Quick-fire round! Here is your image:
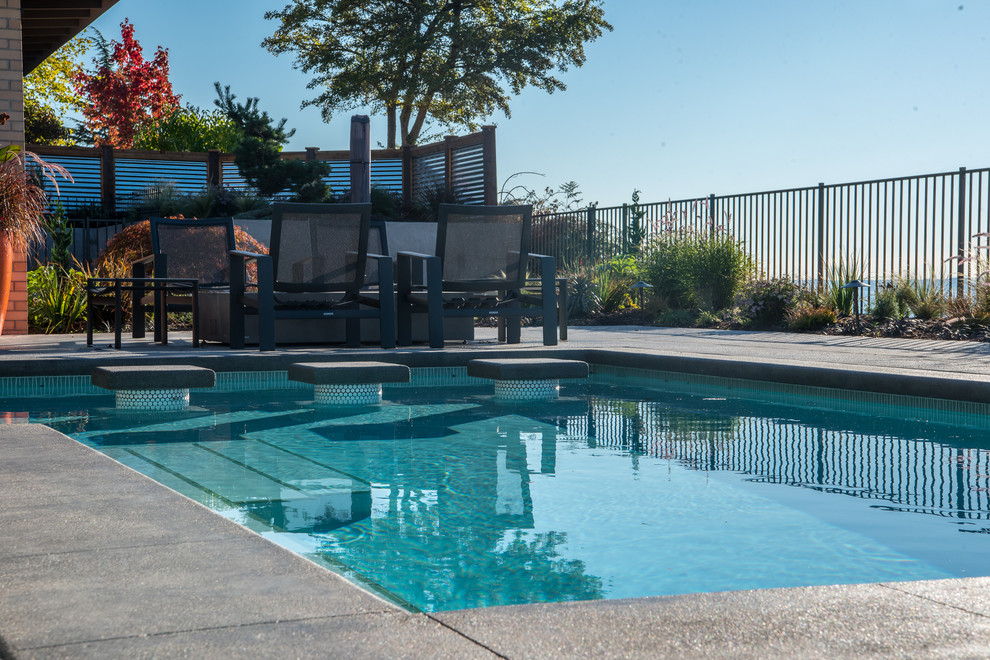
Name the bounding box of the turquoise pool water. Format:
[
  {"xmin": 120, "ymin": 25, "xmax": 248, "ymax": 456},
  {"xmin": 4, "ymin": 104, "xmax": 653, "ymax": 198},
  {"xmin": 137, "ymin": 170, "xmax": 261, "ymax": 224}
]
[{"xmin": 5, "ymin": 367, "xmax": 990, "ymax": 612}]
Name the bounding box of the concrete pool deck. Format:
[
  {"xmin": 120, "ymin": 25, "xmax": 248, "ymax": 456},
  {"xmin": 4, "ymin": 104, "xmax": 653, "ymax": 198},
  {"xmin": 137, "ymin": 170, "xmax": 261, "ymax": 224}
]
[{"xmin": 3, "ymin": 326, "xmax": 990, "ymax": 658}]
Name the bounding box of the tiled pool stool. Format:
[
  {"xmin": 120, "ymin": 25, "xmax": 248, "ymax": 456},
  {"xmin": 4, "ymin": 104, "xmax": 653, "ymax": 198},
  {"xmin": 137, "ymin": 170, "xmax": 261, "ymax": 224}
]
[
  {"xmin": 288, "ymin": 361, "xmax": 411, "ymax": 405},
  {"xmin": 467, "ymin": 358, "xmax": 589, "ymax": 401},
  {"xmin": 91, "ymin": 365, "xmax": 216, "ymax": 411}
]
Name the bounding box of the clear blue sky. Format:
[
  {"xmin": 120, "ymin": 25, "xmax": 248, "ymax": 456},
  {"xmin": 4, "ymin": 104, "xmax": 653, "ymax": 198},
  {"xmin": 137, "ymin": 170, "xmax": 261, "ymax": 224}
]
[{"xmin": 80, "ymin": 0, "xmax": 990, "ymax": 208}]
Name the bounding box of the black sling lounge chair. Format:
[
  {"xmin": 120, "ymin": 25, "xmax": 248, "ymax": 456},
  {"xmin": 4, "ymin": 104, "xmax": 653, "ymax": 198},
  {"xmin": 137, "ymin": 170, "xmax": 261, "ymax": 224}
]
[
  {"xmin": 396, "ymin": 203, "xmax": 557, "ymax": 348},
  {"xmin": 229, "ymin": 202, "xmax": 395, "ymax": 351}
]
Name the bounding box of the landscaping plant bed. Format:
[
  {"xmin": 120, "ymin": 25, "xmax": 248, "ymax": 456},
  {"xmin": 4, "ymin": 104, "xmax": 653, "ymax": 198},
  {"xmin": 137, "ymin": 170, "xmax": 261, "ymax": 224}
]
[{"xmin": 572, "ymin": 309, "xmax": 990, "ymax": 343}]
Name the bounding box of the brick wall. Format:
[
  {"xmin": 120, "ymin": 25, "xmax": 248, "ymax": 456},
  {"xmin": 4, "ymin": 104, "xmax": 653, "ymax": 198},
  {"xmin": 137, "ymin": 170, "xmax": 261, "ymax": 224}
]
[{"xmin": 0, "ymin": 0, "xmax": 25, "ymax": 334}]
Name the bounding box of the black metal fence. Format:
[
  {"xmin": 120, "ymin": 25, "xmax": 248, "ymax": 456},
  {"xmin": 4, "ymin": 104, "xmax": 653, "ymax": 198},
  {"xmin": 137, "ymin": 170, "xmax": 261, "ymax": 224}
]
[{"xmin": 532, "ymin": 166, "xmax": 990, "ymax": 302}]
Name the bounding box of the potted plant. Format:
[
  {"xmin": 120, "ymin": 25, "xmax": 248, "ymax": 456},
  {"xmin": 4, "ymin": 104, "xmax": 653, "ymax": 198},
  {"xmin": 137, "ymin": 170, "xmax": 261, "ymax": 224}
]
[{"xmin": 0, "ymin": 145, "xmax": 71, "ymax": 334}]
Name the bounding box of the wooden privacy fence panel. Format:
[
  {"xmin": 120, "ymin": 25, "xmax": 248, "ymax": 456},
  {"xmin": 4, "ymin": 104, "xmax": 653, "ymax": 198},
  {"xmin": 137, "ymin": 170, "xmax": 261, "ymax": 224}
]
[
  {"xmin": 536, "ymin": 166, "xmax": 990, "ymax": 304},
  {"xmin": 30, "ymin": 127, "xmax": 496, "ymax": 217}
]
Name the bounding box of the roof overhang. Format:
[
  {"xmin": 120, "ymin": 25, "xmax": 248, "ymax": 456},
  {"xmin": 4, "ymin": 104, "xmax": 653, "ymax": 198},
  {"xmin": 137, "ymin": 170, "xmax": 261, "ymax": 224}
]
[{"xmin": 22, "ymin": 0, "xmax": 120, "ymax": 74}]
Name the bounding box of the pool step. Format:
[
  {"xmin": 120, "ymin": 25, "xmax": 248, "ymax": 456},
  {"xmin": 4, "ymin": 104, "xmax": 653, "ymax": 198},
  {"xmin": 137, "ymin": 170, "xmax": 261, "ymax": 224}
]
[
  {"xmin": 467, "ymin": 358, "xmax": 589, "ymax": 400},
  {"xmin": 288, "ymin": 361, "xmax": 411, "ymax": 405},
  {"xmin": 91, "ymin": 365, "xmax": 216, "ymax": 411}
]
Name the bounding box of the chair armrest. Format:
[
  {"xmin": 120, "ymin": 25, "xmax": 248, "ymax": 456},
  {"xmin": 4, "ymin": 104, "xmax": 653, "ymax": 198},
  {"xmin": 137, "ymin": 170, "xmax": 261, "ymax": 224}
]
[
  {"xmin": 230, "ymin": 250, "xmax": 267, "ymax": 262},
  {"xmin": 397, "ymin": 251, "xmax": 440, "ymax": 293},
  {"xmin": 527, "ymin": 253, "xmax": 557, "ymax": 277},
  {"xmin": 396, "ymin": 251, "xmax": 435, "ymax": 261},
  {"xmin": 131, "ymin": 253, "xmax": 155, "ymax": 278}
]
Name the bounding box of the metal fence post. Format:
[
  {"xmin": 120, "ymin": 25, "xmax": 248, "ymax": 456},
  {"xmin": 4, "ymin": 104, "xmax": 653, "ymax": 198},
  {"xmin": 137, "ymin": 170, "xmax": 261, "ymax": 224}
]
[
  {"xmin": 621, "ymin": 203, "xmax": 629, "ymax": 254},
  {"xmin": 816, "ymin": 182, "xmax": 825, "ymax": 292},
  {"xmin": 586, "ymin": 204, "xmax": 596, "ymax": 262},
  {"xmin": 957, "ymin": 166, "xmax": 968, "ymax": 297},
  {"xmin": 708, "ymin": 193, "xmax": 716, "ymax": 234}
]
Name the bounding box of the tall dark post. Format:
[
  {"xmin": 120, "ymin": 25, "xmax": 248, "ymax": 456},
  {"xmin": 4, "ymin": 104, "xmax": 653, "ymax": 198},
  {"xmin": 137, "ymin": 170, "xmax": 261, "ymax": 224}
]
[
  {"xmin": 586, "ymin": 204, "xmax": 597, "ymax": 262},
  {"xmin": 957, "ymin": 167, "xmax": 968, "ymax": 298},
  {"xmin": 207, "ymin": 149, "xmax": 221, "ymax": 188},
  {"xmin": 444, "ymin": 135, "xmax": 455, "ymax": 196},
  {"xmin": 816, "ymin": 182, "xmax": 826, "ymax": 292},
  {"xmin": 349, "ymin": 115, "xmax": 371, "ymax": 203},
  {"xmin": 100, "ymin": 145, "xmax": 115, "ymax": 218},
  {"xmin": 708, "ymin": 193, "xmax": 716, "ymax": 234},
  {"xmin": 401, "ymin": 145, "xmax": 413, "ymax": 210},
  {"xmin": 482, "ymin": 125, "xmax": 497, "ymax": 205}
]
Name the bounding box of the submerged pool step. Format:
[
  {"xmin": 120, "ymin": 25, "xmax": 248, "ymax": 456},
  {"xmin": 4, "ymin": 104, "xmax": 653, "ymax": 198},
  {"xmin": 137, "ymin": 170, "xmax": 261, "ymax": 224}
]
[{"xmin": 114, "ymin": 439, "xmax": 371, "ymax": 533}]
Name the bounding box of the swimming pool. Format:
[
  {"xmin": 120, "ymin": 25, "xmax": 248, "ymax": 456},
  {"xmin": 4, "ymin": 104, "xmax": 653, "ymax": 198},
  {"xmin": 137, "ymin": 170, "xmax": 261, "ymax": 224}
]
[{"xmin": 6, "ymin": 366, "xmax": 990, "ymax": 612}]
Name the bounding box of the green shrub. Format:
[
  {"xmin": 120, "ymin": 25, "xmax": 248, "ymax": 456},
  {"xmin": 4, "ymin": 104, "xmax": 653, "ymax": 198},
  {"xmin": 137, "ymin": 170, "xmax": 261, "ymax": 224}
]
[
  {"xmin": 736, "ymin": 278, "xmax": 801, "ymax": 328},
  {"xmin": 787, "ymin": 303, "xmax": 837, "ymax": 332},
  {"xmin": 655, "ymin": 308, "xmax": 697, "ymax": 327},
  {"xmin": 27, "ymin": 263, "xmax": 90, "ymax": 333},
  {"xmin": 45, "ymin": 200, "xmax": 72, "ymax": 273},
  {"xmin": 898, "ymin": 271, "xmax": 945, "ymax": 320},
  {"xmin": 869, "ymin": 286, "xmax": 903, "ymax": 322},
  {"xmin": 822, "ymin": 258, "xmax": 861, "ymax": 315},
  {"xmin": 640, "ymin": 230, "xmax": 752, "ymax": 312},
  {"xmin": 563, "ymin": 256, "xmax": 636, "ymax": 317}
]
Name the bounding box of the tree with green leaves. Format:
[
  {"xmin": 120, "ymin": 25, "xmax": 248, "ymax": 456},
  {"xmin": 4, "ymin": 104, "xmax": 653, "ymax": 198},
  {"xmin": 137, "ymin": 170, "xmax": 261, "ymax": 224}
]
[
  {"xmin": 133, "ymin": 104, "xmax": 241, "ymax": 152},
  {"xmin": 23, "ymin": 37, "xmax": 89, "ymax": 145},
  {"xmin": 263, "ymin": 0, "xmax": 611, "ymax": 148},
  {"xmin": 214, "ymin": 83, "xmax": 329, "ymax": 200}
]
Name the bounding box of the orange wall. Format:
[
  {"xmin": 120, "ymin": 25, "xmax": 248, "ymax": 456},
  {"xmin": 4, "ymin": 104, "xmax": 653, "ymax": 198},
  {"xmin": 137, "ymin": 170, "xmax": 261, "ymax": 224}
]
[{"xmin": 1, "ymin": 0, "xmax": 26, "ymax": 334}]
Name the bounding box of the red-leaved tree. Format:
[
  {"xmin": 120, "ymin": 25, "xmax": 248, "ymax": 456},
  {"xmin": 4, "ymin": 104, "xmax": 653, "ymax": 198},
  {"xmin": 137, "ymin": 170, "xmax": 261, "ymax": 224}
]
[{"xmin": 74, "ymin": 19, "xmax": 180, "ymax": 148}]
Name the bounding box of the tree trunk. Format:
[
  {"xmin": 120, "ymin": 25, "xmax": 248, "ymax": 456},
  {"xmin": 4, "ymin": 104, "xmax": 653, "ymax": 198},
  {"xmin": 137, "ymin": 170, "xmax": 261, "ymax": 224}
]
[{"xmin": 387, "ymin": 105, "xmax": 397, "ymax": 150}]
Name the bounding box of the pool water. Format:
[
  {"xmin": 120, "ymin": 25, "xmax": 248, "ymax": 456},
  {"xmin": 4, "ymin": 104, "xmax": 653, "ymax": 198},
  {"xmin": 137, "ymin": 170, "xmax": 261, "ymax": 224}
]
[{"xmin": 7, "ymin": 368, "xmax": 990, "ymax": 612}]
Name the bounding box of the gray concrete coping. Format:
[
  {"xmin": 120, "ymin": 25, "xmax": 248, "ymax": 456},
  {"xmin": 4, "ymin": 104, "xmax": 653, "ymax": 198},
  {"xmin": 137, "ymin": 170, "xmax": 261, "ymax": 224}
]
[
  {"xmin": 467, "ymin": 357, "xmax": 589, "ymax": 381},
  {"xmin": 91, "ymin": 365, "xmax": 216, "ymax": 391},
  {"xmin": 288, "ymin": 361, "xmax": 411, "ymax": 385}
]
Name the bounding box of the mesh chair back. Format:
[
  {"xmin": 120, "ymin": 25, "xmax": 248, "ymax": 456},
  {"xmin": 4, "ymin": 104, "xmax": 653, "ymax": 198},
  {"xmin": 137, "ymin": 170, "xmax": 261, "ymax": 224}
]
[
  {"xmin": 271, "ymin": 202, "xmax": 371, "ymax": 293},
  {"xmin": 436, "ymin": 204, "xmax": 532, "ymax": 291},
  {"xmin": 150, "ymin": 217, "xmax": 236, "ymax": 287}
]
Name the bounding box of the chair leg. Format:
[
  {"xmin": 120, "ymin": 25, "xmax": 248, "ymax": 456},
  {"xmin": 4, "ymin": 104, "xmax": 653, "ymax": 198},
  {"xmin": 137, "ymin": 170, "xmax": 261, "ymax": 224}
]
[
  {"xmin": 132, "ymin": 266, "xmax": 146, "ymax": 339},
  {"xmin": 426, "ymin": 258, "xmax": 444, "ymax": 348},
  {"xmin": 505, "ymin": 291, "xmax": 521, "ymax": 344},
  {"xmin": 113, "ymin": 282, "xmax": 122, "ymax": 350},
  {"xmin": 557, "ymin": 278, "xmax": 568, "ymax": 341},
  {"xmin": 345, "ymin": 317, "xmax": 360, "ymax": 348},
  {"xmin": 191, "ymin": 284, "xmax": 200, "ymax": 348},
  {"xmin": 258, "ymin": 307, "xmax": 275, "ymax": 351},
  {"xmin": 379, "ymin": 258, "xmax": 396, "ymax": 349},
  {"xmin": 542, "ymin": 273, "xmax": 558, "ymax": 347},
  {"xmin": 86, "ymin": 282, "xmax": 94, "ymax": 347},
  {"xmin": 397, "ymin": 255, "xmax": 412, "ymax": 346},
  {"xmin": 257, "ymin": 256, "xmax": 275, "ymax": 352}
]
